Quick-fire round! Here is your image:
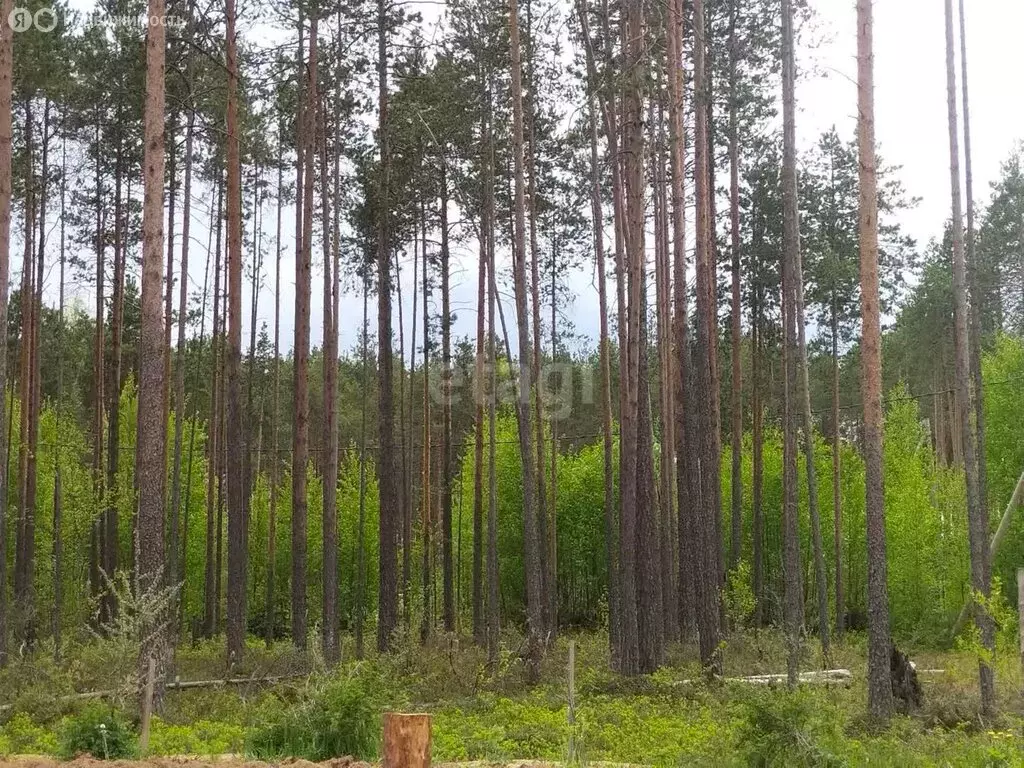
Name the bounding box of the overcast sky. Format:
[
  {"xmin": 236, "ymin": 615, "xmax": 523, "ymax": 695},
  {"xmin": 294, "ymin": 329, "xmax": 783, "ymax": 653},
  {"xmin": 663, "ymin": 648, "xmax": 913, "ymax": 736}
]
[{"xmin": 43, "ymin": 0, "xmax": 1024, "ymax": 361}]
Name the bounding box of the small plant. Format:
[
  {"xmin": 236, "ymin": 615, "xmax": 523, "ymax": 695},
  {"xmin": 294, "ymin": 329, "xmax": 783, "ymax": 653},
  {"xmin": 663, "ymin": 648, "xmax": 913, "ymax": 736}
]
[
  {"xmin": 0, "ymin": 712, "xmax": 60, "ymax": 755},
  {"xmin": 58, "ymin": 704, "xmax": 138, "ymax": 760},
  {"xmin": 147, "ymin": 718, "xmax": 247, "ymax": 756},
  {"xmin": 725, "ymin": 561, "xmax": 756, "ymax": 630},
  {"xmin": 955, "ymin": 578, "xmax": 1015, "ymax": 668},
  {"xmin": 737, "ymin": 689, "xmax": 844, "ymax": 767},
  {"xmin": 247, "ymin": 672, "xmax": 379, "ymax": 760}
]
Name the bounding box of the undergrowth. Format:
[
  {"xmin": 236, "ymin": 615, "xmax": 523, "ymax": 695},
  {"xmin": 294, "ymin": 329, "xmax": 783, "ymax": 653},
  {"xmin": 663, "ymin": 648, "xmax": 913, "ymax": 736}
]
[{"xmin": 1, "ymin": 631, "xmax": 1023, "ymax": 764}]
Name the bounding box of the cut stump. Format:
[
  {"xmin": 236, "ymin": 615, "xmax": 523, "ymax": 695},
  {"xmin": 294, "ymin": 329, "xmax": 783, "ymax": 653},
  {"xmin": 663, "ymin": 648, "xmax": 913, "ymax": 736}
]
[
  {"xmin": 891, "ymin": 645, "xmax": 922, "ymax": 712},
  {"xmin": 382, "ymin": 712, "xmax": 431, "ymax": 768}
]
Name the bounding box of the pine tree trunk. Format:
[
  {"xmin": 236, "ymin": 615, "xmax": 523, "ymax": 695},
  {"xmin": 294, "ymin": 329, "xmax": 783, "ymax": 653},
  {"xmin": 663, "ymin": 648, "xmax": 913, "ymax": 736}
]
[
  {"xmin": 653, "ymin": 91, "xmax": 677, "ymax": 643},
  {"xmin": 103, "ymin": 140, "xmax": 124, "ymax": 627},
  {"xmin": 0, "ymin": 0, "xmax": 13, "ymax": 667},
  {"xmin": 138, "ymin": 0, "xmax": 169, "ymax": 701},
  {"xmin": 243, "ymin": 159, "xmax": 262, "ymax": 626},
  {"xmin": 751, "ymin": 290, "xmax": 764, "ymax": 626},
  {"xmin": 616, "ymin": 0, "xmax": 647, "ymax": 678},
  {"xmin": 293, "ymin": 15, "xmax": 317, "ymax": 650},
  {"xmin": 780, "ymin": 0, "xmax": 804, "ymax": 687},
  {"xmin": 484, "ymin": 103, "xmax": 501, "ymax": 669},
  {"xmin": 420, "ymin": 201, "xmax": 432, "ymax": 644},
  {"xmin": 319, "ymin": 97, "xmax": 340, "ymax": 665},
  {"xmin": 355, "ymin": 276, "xmax": 370, "ymax": 659},
  {"xmin": 27, "ymin": 100, "xmax": 50, "ymax": 648},
  {"xmin": 329, "ymin": 38, "xmax": 343, "ymax": 655},
  {"xmin": 266, "ymin": 121, "xmax": 284, "ymax": 648},
  {"xmin": 959, "ymin": 0, "xmax": 988, "ymax": 561},
  {"xmin": 858, "ymin": 0, "xmax": 894, "ymax": 721},
  {"xmin": 486, "ymin": 166, "xmax": 500, "ymax": 668},
  {"xmin": 225, "ymin": 0, "xmax": 246, "ymax": 667},
  {"xmin": 14, "ymin": 103, "xmax": 34, "ymax": 644},
  {"xmin": 403, "ymin": 234, "xmax": 415, "ymax": 635},
  {"xmin": 508, "ymin": 0, "xmax": 544, "ymax": 682},
  {"xmin": 472, "ymin": 117, "xmax": 488, "ymax": 645},
  {"xmin": 395, "ymin": 247, "xmax": 410, "ymax": 631},
  {"xmin": 548, "ymin": 256, "xmax": 558, "ymax": 633},
  {"xmin": 587, "ymin": 88, "xmax": 619, "ymax": 663},
  {"xmin": 24, "ymin": 99, "xmax": 49, "ymax": 651},
  {"xmin": 831, "ymin": 300, "xmax": 843, "ymax": 638},
  {"xmin": 89, "ymin": 114, "xmax": 105, "ymax": 625},
  {"xmin": 440, "ymin": 162, "xmax": 455, "ymax": 634},
  {"xmin": 169, "ymin": 99, "xmax": 195, "ymax": 609},
  {"xmin": 664, "ymin": 0, "xmax": 693, "ymax": 641},
  {"xmin": 215, "ymin": 306, "xmax": 227, "ymax": 631},
  {"xmin": 728, "ymin": 1, "xmax": 743, "ymax": 575},
  {"xmin": 204, "ymin": 177, "xmax": 224, "ymax": 639},
  {"xmin": 180, "ymin": 167, "xmax": 212, "ymax": 634},
  {"xmin": 524, "ymin": 3, "xmax": 550, "ymax": 639},
  {"xmin": 944, "ymin": 0, "xmax": 993, "ymax": 716},
  {"xmin": 287, "ymin": 10, "xmax": 305, "ymax": 646},
  {"xmin": 693, "ymin": 0, "xmax": 722, "ymax": 674},
  {"xmin": 53, "ymin": 130, "xmax": 67, "ymax": 658},
  {"xmin": 164, "ymin": 112, "xmax": 177, "ymax": 490},
  {"xmin": 18, "ymin": 98, "xmax": 43, "ymax": 646},
  {"xmin": 576, "ymin": 0, "xmax": 621, "ymax": 659},
  {"xmin": 375, "ymin": 0, "xmax": 399, "ymax": 652},
  {"xmin": 795, "ymin": 249, "xmax": 830, "ymax": 657},
  {"xmin": 637, "ymin": 267, "xmax": 664, "ymax": 673}
]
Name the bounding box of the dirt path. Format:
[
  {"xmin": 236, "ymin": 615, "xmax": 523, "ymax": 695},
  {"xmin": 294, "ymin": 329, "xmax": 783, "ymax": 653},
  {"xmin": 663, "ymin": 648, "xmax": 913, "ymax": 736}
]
[{"xmin": 0, "ymin": 759, "xmax": 566, "ymax": 768}]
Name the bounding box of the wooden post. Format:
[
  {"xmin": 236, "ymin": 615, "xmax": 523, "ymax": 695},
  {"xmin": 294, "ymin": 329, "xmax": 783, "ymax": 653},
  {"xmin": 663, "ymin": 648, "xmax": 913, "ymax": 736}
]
[
  {"xmin": 1017, "ymin": 568, "xmax": 1024, "ymax": 691},
  {"xmin": 139, "ymin": 656, "xmax": 156, "ymax": 754},
  {"xmin": 567, "ymin": 639, "xmax": 577, "ymax": 762},
  {"xmin": 382, "ymin": 712, "xmax": 431, "ymax": 768}
]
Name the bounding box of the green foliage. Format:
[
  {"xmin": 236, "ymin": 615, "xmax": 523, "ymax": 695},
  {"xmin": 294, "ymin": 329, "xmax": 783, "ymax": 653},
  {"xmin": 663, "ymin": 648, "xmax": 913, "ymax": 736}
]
[
  {"xmin": 0, "ymin": 713, "xmax": 60, "ymax": 756},
  {"xmin": 737, "ymin": 690, "xmax": 846, "ymax": 767},
  {"xmin": 955, "ymin": 578, "xmax": 1016, "ymax": 668},
  {"xmin": 883, "ymin": 384, "xmax": 969, "ymax": 642},
  {"xmin": 984, "ymin": 336, "xmax": 1024, "ymax": 606},
  {"xmin": 0, "ymin": 648, "xmax": 77, "ymax": 723},
  {"xmin": 725, "ymin": 561, "xmax": 756, "ymax": 629},
  {"xmin": 247, "ymin": 673, "xmax": 379, "ymax": 760},
  {"xmin": 147, "ymin": 718, "xmax": 247, "ymax": 756},
  {"xmin": 57, "ymin": 705, "xmax": 137, "ymax": 760}
]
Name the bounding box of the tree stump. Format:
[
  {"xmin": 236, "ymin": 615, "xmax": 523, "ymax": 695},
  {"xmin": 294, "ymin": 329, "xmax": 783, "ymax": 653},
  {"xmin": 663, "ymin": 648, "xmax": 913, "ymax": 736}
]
[
  {"xmin": 890, "ymin": 644, "xmax": 922, "ymax": 712},
  {"xmin": 382, "ymin": 712, "xmax": 431, "ymax": 768}
]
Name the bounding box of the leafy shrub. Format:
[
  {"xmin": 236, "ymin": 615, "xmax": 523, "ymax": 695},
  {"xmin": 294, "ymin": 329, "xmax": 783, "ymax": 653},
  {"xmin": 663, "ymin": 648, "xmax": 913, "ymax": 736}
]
[
  {"xmin": 57, "ymin": 704, "xmax": 137, "ymax": 760},
  {"xmin": 0, "ymin": 712, "xmax": 60, "ymax": 755},
  {"xmin": 737, "ymin": 690, "xmax": 845, "ymax": 767},
  {"xmin": 148, "ymin": 718, "xmax": 247, "ymax": 756},
  {"xmin": 247, "ymin": 673, "xmax": 378, "ymax": 760},
  {"xmin": 0, "ymin": 652, "xmax": 78, "ymax": 724}
]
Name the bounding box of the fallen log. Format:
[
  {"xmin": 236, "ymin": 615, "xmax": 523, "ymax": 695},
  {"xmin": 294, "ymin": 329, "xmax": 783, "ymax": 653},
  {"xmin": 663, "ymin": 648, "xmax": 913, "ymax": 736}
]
[
  {"xmin": 725, "ymin": 669, "xmax": 853, "ymax": 686},
  {"xmin": 0, "ymin": 673, "xmax": 307, "ymax": 712},
  {"xmin": 675, "ymin": 669, "xmax": 853, "ymax": 687}
]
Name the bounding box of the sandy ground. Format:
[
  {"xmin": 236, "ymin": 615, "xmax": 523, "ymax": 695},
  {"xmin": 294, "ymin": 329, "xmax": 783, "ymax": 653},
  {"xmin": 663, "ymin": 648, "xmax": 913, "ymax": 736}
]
[
  {"xmin": 0, "ymin": 759, "xmax": 566, "ymax": 768},
  {"xmin": 0, "ymin": 759, "xmax": 374, "ymax": 768}
]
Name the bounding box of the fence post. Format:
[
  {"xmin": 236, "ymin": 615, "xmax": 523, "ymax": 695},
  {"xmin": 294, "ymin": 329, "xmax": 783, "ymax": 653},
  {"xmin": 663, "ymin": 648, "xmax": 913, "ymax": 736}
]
[
  {"xmin": 567, "ymin": 639, "xmax": 577, "ymax": 762},
  {"xmin": 139, "ymin": 656, "xmax": 156, "ymax": 754},
  {"xmin": 382, "ymin": 712, "xmax": 431, "ymax": 768},
  {"xmin": 1017, "ymin": 568, "xmax": 1024, "ymax": 691}
]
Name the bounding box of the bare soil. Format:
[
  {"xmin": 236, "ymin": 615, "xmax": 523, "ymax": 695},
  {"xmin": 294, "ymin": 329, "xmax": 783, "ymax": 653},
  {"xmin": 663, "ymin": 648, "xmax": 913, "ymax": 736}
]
[{"xmin": 0, "ymin": 759, "xmax": 562, "ymax": 768}]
